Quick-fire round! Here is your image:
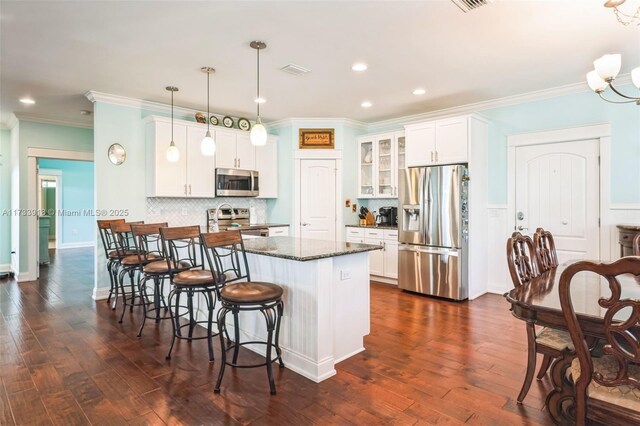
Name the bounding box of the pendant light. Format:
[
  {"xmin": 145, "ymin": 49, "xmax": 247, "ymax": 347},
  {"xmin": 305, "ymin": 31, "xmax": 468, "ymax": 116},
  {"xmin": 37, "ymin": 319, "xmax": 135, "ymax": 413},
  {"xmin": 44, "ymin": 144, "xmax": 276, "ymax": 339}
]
[
  {"xmin": 200, "ymin": 67, "xmax": 216, "ymax": 155},
  {"xmin": 165, "ymin": 86, "xmax": 180, "ymax": 162},
  {"xmin": 249, "ymin": 41, "xmax": 267, "ymax": 146}
]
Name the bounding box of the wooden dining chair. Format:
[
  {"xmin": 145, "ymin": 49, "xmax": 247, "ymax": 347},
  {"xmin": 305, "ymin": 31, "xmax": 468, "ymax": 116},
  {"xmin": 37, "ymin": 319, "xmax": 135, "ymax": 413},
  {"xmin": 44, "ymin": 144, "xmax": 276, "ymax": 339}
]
[
  {"xmin": 506, "ymin": 231, "xmax": 573, "ymax": 404},
  {"xmin": 559, "ymin": 257, "xmax": 640, "ymax": 425},
  {"xmin": 633, "ymin": 233, "xmax": 640, "ymax": 256},
  {"xmin": 533, "ymin": 227, "xmax": 559, "ymax": 273}
]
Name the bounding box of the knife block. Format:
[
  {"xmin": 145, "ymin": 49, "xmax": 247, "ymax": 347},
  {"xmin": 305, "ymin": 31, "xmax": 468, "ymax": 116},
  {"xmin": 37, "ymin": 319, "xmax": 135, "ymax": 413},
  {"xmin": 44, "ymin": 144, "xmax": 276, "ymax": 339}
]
[
  {"xmin": 359, "ymin": 219, "xmax": 366, "ymax": 226},
  {"xmin": 365, "ymin": 212, "xmax": 375, "ymax": 226}
]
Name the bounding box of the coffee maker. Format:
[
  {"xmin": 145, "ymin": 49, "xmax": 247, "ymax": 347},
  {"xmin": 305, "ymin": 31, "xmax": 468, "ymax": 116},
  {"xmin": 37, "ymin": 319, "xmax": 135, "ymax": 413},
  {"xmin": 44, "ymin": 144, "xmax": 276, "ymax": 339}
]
[{"xmin": 377, "ymin": 206, "xmax": 398, "ymax": 226}]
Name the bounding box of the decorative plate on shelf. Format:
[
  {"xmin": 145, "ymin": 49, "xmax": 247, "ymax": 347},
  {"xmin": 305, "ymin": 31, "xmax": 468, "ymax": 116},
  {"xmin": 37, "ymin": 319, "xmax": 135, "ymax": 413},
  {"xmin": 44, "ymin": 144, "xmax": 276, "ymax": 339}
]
[
  {"xmin": 195, "ymin": 112, "xmax": 206, "ymax": 123},
  {"xmin": 238, "ymin": 117, "xmax": 251, "ymax": 131},
  {"xmin": 210, "ymin": 115, "xmax": 219, "ymax": 126},
  {"xmin": 222, "ymin": 116, "xmax": 234, "ymax": 128}
]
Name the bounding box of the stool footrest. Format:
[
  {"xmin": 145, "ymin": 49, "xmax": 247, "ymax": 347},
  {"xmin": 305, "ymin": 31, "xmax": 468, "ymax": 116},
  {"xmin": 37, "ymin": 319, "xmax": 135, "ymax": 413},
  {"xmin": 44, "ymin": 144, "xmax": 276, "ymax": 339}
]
[{"xmin": 223, "ymin": 341, "xmax": 284, "ymax": 368}]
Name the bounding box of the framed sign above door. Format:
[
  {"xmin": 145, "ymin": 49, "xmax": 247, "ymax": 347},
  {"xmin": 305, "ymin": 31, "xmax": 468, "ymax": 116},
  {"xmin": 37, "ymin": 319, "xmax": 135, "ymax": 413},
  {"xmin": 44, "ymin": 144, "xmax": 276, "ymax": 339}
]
[{"xmin": 299, "ymin": 128, "xmax": 334, "ymax": 149}]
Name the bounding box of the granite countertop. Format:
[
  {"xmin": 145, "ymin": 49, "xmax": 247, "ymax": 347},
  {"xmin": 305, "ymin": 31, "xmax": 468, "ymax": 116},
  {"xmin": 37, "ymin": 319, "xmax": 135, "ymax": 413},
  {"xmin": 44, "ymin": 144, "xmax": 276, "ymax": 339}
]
[
  {"xmin": 617, "ymin": 224, "xmax": 640, "ymax": 231},
  {"xmin": 242, "ymin": 236, "xmax": 382, "ymax": 261},
  {"xmin": 345, "ymin": 224, "xmax": 398, "ymax": 230}
]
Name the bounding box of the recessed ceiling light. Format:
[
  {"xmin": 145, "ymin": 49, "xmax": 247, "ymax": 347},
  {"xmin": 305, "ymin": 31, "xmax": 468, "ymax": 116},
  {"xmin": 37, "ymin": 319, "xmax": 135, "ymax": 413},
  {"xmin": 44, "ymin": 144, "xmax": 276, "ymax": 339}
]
[
  {"xmin": 413, "ymin": 88, "xmax": 426, "ymax": 95},
  {"xmin": 361, "ymin": 101, "xmax": 372, "ymax": 108},
  {"xmin": 254, "ymin": 97, "xmax": 266, "ymax": 104},
  {"xmin": 19, "ymin": 98, "xmax": 35, "ymax": 104},
  {"xmin": 352, "ymin": 63, "xmax": 368, "ymax": 72}
]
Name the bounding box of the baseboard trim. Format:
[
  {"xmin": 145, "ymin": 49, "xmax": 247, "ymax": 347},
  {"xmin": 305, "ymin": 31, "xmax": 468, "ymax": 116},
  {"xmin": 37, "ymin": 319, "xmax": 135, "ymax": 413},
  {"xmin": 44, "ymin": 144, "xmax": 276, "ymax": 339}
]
[
  {"xmin": 16, "ymin": 272, "xmax": 37, "ymax": 282},
  {"xmin": 57, "ymin": 242, "xmax": 95, "ymax": 250},
  {"xmin": 0, "ymin": 264, "xmax": 11, "ymax": 273},
  {"xmin": 370, "ymin": 275, "xmax": 398, "ymax": 285},
  {"xmin": 486, "ymin": 282, "xmax": 509, "ymax": 296},
  {"xmin": 92, "ymin": 287, "xmax": 111, "ymax": 301}
]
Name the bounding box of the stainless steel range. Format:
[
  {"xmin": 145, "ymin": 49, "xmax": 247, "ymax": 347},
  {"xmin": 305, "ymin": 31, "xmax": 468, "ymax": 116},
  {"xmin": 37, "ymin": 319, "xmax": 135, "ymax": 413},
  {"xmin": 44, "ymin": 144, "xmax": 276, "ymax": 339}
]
[{"xmin": 206, "ymin": 207, "xmax": 269, "ymax": 236}]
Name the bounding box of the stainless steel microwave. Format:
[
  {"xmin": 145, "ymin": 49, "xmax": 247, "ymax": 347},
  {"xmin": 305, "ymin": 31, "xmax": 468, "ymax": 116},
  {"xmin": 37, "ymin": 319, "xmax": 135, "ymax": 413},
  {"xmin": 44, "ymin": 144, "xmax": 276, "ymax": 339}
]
[{"xmin": 215, "ymin": 168, "xmax": 259, "ymax": 197}]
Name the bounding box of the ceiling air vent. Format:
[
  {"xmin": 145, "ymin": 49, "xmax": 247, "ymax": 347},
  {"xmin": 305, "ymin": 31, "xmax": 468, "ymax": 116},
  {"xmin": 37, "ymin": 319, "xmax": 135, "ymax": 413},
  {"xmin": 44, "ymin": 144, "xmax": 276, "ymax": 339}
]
[
  {"xmin": 280, "ymin": 63, "xmax": 311, "ymax": 76},
  {"xmin": 451, "ymin": 0, "xmax": 490, "ymax": 12}
]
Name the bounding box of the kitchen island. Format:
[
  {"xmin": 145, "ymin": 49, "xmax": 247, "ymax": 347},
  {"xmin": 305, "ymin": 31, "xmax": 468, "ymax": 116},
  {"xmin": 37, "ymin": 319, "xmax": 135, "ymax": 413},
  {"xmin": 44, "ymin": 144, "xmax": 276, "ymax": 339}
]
[{"xmin": 226, "ymin": 236, "xmax": 381, "ymax": 382}]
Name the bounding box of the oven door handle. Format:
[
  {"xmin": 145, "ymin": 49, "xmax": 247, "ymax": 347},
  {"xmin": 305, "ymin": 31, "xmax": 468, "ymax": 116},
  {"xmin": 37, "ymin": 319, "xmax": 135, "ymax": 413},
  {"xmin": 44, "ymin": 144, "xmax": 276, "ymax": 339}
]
[{"xmin": 250, "ymin": 170, "xmax": 255, "ymax": 194}]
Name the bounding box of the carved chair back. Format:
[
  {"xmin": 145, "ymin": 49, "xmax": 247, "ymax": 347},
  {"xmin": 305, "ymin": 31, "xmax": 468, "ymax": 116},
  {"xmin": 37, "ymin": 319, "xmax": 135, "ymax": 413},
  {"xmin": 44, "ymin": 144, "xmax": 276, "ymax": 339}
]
[
  {"xmin": 559, "ymin": 257, "xmax": 640, "ymax": 425},
  {"xmin": 533, "ymin": 227, "xmax": 559, "ymax": 272},
  {"xmin": 159, "ymin": 225, "xmax": 203, "ymax": 276},
  {"xmin": 97, "ymin": 219, "xmax": 125, "ymax": 258},
  {"xmin": 633, "ymin": 233, "xmax": 640, "ymax": 256},
  {"xmin": 110, "ymin": 221, "xmax": 144, "ymax": 258},
  {"xmin": 131, "ymin": 223, "xmax": 168, "ymax": 266},
  {"xmin": 200, "ymin": 230, "xmax": 250, "ymax": 287},
  {"xmin": 506, "ymin": 231, "xmax": 539, "ymax": 288}
]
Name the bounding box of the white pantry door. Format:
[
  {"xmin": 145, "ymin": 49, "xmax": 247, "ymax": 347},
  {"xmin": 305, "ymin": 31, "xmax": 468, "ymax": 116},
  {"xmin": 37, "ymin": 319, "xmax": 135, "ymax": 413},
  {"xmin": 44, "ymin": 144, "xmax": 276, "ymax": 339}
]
[
  {"xmin": 515, "ymin": 139, "xmax": 599, "ymax": 264},
  {"xmin": 300, "ymin": 159, "xmax": 336, "ymax": 241}
]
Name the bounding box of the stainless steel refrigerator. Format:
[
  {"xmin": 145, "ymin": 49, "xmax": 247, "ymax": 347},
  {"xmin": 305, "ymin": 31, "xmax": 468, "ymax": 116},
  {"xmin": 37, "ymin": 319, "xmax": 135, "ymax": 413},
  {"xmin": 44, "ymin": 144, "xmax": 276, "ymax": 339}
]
[{"xmin": 398, "ymin": 164, "xmax": 469, "ymax": 300}]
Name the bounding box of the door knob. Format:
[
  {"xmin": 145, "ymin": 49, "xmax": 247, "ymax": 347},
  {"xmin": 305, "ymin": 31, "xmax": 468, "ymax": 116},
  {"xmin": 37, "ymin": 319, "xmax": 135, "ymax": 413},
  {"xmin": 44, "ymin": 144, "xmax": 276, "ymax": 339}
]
[
  {"xmin": 301, "ymin": 222, "xmax": 310, "ymax": 227},
  {"xmin": 517, "ymin": 225, "xmax": 528, "ymax": 231}
]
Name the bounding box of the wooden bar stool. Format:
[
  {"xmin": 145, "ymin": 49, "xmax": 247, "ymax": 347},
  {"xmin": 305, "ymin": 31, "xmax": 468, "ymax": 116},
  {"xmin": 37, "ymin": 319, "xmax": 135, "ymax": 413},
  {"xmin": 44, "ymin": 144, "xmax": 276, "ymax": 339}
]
[
  {"xmin": 160, "ymin": 225, "xmax": 219, "ymax": 362},
  {"xmin": 200, "ymin": 230, "xmax": 284, "ymax": 395},
  {"xmin": 97, "ymin": 218, "xmax": 125, "ymax": 307},
  {"xmin": 111, "ymin": 221, "xmax": 148, "ymax": 323},
  {"xmin": 130, "ymin": 222, "xmax": 178, "ymax": 337}
]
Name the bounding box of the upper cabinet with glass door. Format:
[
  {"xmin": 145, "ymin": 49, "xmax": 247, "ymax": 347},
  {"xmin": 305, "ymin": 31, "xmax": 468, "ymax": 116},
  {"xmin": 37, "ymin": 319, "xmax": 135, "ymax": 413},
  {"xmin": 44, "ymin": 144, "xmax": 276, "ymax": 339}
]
[
  {"xmin": 357, "ymin": 131, "xmax": 405, "ymax": 199},
  {"xmin": 358, "ymin": 137, "xmax": 375, "ymax": 198}
]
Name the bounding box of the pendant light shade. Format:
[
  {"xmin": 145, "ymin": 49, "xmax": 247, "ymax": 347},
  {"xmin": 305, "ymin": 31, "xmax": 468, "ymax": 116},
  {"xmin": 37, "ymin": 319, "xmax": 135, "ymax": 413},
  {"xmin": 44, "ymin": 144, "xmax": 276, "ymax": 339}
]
[
  {"xmin": 200, "ymin": 67, "xmax": 216, "ymax": 156},
  {"xmin": 249, "ymin": 41, "xmax": 268, "ymax": 146},
  {"xmin": 165, "ymin": 86, "xmax": 180, "ymax": 162},
  {"xmin": 250, "ymin": 119, "xmax": 267, "ymax": 146}
]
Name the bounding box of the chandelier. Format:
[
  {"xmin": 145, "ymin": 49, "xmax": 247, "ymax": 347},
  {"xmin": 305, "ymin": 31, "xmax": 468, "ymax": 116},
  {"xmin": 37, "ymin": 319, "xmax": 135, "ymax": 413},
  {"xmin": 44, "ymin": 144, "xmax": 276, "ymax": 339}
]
[
  {"xmin": 604, "ymin": 0, "xmax": 640, "ymax": 26},
  {"xmin": 587, "ymin": 54, "xmax": 640, "ymax": 105}
]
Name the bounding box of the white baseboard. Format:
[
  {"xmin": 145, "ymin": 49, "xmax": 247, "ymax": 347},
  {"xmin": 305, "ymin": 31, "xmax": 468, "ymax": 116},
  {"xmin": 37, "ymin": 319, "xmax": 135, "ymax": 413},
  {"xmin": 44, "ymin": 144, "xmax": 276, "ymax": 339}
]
[
  {"xmin": 16, "ymin": 271, "xmax": 37, "ymax": 282},
  {"xmin": 57, "ymin": 241, "xmax": 94, "ymax": 250},
  {"xmin": 370, "ymin": 275, "xmax": 397, "ymax": 285},
  {"xmin": 0, "ymin": 264, "xmax": 11, "ymax": 273},
  {"xmin": 92, "ymin": 287, "xmax": 111, "ymax": 301},
  {"xmin": 469, "ymin": 290, "xmax": 488, "ymax": 300}
]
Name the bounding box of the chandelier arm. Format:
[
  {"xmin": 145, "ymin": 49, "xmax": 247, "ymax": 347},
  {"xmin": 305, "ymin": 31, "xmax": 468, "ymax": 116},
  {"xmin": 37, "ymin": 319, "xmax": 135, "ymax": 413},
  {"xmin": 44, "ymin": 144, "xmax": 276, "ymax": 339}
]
[
  {"xmin": 608, "ymin": 82, "xmax": 640, "ymax": 100},
  {"xmin": 598, "ymin": 91, "xmax": 637, "ymax": 104}
]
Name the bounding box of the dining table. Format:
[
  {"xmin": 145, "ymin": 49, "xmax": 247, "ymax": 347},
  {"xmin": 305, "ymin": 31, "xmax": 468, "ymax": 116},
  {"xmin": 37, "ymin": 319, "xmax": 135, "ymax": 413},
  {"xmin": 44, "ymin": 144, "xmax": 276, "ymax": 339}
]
[{"xmin": 504, "ymin": 259, "xmax": 640, "ymax": 424}]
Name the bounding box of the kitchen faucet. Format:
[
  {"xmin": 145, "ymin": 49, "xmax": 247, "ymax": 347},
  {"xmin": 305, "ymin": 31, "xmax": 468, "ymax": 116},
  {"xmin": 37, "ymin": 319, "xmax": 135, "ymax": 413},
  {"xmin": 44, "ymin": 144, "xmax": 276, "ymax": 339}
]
[{"xmin": 211, "ymin": 203, "xmax": 235, "ymax": 232}]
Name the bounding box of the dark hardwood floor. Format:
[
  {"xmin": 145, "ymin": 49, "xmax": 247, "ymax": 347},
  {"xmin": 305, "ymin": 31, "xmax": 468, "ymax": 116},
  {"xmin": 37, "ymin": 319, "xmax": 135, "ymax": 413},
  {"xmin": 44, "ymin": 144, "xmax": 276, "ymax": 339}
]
[{"xmin": 0, "ymin": 248, "xmax": 553, "ymax": 425}]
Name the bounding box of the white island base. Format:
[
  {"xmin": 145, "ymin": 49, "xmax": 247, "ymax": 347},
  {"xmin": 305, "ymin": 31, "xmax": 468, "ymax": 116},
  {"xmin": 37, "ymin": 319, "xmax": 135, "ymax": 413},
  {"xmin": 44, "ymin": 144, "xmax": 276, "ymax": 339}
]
[{"xmin": 231, "ymin": 250, "xmax": 371, "ymax": 383}]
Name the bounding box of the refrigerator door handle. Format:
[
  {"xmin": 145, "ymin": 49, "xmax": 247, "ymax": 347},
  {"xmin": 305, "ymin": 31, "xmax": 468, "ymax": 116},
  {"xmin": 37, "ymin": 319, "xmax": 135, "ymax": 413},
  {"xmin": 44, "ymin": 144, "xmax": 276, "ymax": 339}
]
[{"xmin": 399, "ymin": 245, "xmax": 459, "ymax": 256}]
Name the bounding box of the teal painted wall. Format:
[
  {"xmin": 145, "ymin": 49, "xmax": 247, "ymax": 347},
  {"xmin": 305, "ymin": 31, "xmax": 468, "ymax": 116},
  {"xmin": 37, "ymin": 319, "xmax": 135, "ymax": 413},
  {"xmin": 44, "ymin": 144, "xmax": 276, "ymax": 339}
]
[
  {"xmin": 0, "ymin": 129, "xmax": 11, "ymax": 265},
  {"xmin": 266, "ymin": 120, "xmax": 367, "ymax": 236},
  {"xmin": 93, "ymin": 102, "xmax": 148, "ymax": 291},
  {"xmin": 12, "ymin": 121, "xmax": 93, "ymax": 274},
  {"xmin": 38, "ymin": 159, "xmax": 95, "ymax": 246},
  {"xmin": 482, "ymin": 85, "xmax": 640, "ymax": 205}
]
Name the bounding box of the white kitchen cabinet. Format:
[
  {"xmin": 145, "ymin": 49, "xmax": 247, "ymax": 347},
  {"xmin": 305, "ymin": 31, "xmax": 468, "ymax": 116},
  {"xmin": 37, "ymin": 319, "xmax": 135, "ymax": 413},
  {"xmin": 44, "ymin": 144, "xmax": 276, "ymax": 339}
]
[
  {"xmin": 405, "ymin": 122, "xmax": 435, "ymax": 167},
  {"xmin": 347, "ymin": 226, "xmax": 398, "ymax": 281},
  {"xmin": 435, "ymin": 117, "xmax": 468, "ymax": 165},
  {"xmin": 346, "ymin": 227, "xmax": 365, "ymax": 243},
  {"xmin": 364, "ymin": 228, "xmax": 385, "ymax": 277},
  {"xmin": 268, "ymin": 226, "xmax": 289, "ymax": 237},
  {"xmin": 383, "ymin": 230, "xmax": 399, "ymax": 279},
  {"xmin": 358, "ymin": 131, "xmax": 405, "ymax": 198},
  {"xmin": 186, "ymin": 126, "xmax": 216, "ymax": 197},
  {"xmin": 145, "ymin": 118, "xmax": 214, "ymax": 197},
  {"xmin": 256, "ymin": 136, "xmax": 278, "ymax": 198},
  {"xmin": 405, "ymin": 115, "xmax": 472, "ymax": 167},
  {"xmin": 215, "ymin": 130, "xmax": 255, "ymax": 170}
]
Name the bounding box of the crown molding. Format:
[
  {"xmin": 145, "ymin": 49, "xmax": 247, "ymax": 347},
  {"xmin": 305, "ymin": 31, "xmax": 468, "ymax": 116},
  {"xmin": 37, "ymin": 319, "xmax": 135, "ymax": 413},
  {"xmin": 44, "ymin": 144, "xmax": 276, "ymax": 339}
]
[
  {"xmin": 267, "ymin": 117, "xmax": 368, "ymax": 130},
  {"xmin": 367, "ymin": 74, "xmax": 634, "ymax": 132},
  {"xmin": 13, "ymin": 113, "xmax": 93, "ymax": 129}
]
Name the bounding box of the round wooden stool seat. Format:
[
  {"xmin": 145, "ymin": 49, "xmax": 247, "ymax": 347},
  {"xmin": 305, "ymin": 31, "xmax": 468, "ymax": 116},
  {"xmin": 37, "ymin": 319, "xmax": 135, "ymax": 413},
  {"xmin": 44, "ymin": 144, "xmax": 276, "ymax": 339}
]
[
  {"xmin": 143, "ymin": 260, "xmax": 190, "ymax": 275},
  {"xmin": 172, "ymin": 269, "xmax": 215, "ymax": 286},
  {"xmin": 220, "ymin": 282, "xmax": 283, "ymax": 304}
]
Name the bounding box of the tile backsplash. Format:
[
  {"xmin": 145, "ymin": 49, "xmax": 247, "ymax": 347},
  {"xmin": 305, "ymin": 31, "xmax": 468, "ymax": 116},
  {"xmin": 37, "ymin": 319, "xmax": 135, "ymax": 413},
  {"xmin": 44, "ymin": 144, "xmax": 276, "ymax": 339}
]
[
  {"xmin": 365, "ymin": 199, "xmax": 398, "ymax": 215},
  {"xmin": 146, "ymin": 197, "xmax": 267, "ymax": 228}
]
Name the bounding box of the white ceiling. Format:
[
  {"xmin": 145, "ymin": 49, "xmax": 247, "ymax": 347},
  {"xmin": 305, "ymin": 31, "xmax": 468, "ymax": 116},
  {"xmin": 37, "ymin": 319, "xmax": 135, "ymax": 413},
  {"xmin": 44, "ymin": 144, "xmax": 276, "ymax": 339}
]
[{"xmin": 1, "ymin": 0, "xmax": 639, "ymax": 128}]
